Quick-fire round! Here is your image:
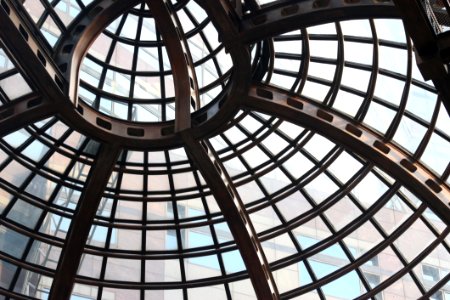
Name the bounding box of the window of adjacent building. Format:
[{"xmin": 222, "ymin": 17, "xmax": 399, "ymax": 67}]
[{"xmin": 423, "ymin": 264, "xmax": 440, "ymax": 282}]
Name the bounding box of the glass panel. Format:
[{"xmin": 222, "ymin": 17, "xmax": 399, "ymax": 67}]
[
  {"xmin": 188, "ymin": 285, "xmax": 228, "ymax": 300},
  {"xmin": 7, "ymin": 199, "xmax": 43, "ymax": 228},
  {"xmin": 26, "ymin": 241, "xmax": 61, "ymax": 270},
  {"xmin": 0, "ymin": 259, "xmax": 17, "ymax": 289},
  {"xmin": 0, "ymin": 73, "xmax": 33, "ymax": 100},
  {"xmin": 104, "ymin": 258, "xmax": 141, "ymax": 282},
  {"xmin": 0, "ymin": 226, "xmax": 29, "ymax": 258},
  {"xmin": 145, "ymin": 259, "xmax": 181, "ymax": 282}
]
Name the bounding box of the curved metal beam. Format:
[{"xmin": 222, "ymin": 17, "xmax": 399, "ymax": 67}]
[
  {"xmin": 240, "ymin": 0, "xmax": 400, "ymax": 44},
  {"xmin": 52, "ymin": 0, "xmax": 186, "ymax": 148},
  {"xmin": 181, "ymin": 132, "xmax": 280, "ymax": 300},
  {"xmin": 191, "ymin": 0, "xmax": 252, "ymax": 140},
  {"xmin": 51, "ymin": 0, "xmax": 250, "ymax": 148},
  {"xmin": 392, "ymin": 0, "xmax": 450, "ymax": 115},
  {"xmin": 49, "ymin": 143, "xmax": 121, "ymax": 300},
  {"xmin": 0, "ymin": 0, "xmax": 65, "ymax": 101},
  {"xmin": 243, "ymin": 83, "xmax": 450, "ymax": 223},
  {"xmin": 54, "ymin": 0, "xmax": 141, "ymax": 106},
  {"xmin": 0, "ymin": 95, "xmax": 56, "ymax": 137},
  {"xmin": 158, "ymin": 0, "xmax": 201, "ymax": 113},
  {"xmin": 146, "ymin": 0, "xmax": 191, "ymax": 131}
]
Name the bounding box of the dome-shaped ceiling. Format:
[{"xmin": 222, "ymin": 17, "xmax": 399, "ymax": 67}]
[
  {"xmin": 78, "ymin": 1, "xmax": 232, "ymax": 122},
  {"xmin": 0, "ymin": 0, "xmax": 449, "ymax": 300}
]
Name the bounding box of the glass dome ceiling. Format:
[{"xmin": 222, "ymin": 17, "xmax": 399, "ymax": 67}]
[
  {"xmin": 78, "ymin": 1, "xmax": 232, "ymax": 122},
  {"xmin": 0, "ymin": 0, "xmax": 449, "ymax": 299}
]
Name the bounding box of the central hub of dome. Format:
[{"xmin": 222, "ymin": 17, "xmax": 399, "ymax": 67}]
[{"xmin": 78, "ymin": 0, "xmax": 232, "ymax": 124}]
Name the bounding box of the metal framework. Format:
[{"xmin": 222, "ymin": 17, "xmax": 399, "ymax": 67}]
[
  {"xmin": 393, "ymin": 0, "xmax": 450, "ymax": 114},
  {"xmin": 0, "ymin": 0, "xmax": 448, "ymax": 299}
]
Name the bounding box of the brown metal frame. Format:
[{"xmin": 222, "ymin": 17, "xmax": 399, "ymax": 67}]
[
  {"xmin": 144, "ymin": 0, "xmax": 191, "ymax": 131},
  {"xmin": 244, "ymin": 84, "xmax": 450, "ymax": 222},
  {"xmin": 0, "ymin": 0, "xmax": 448, "ymax": 299},
  {"xmin": 240, "ymin": 0, "xmax": 400, "ymax": 44},
  {"xmin": 0, "ymin": 95, "xmax": 55, "ymax": 137},
  {"xmin": 49, "ymin": 143, "xmax": 121, "ymax": 300},
  {"xmin": 393, "ymin": 0, "xmax": 450, "ymax": 114},
  {"xmin": 182, "ymin": 132, "xmax": 279, "ymax": 300}
]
